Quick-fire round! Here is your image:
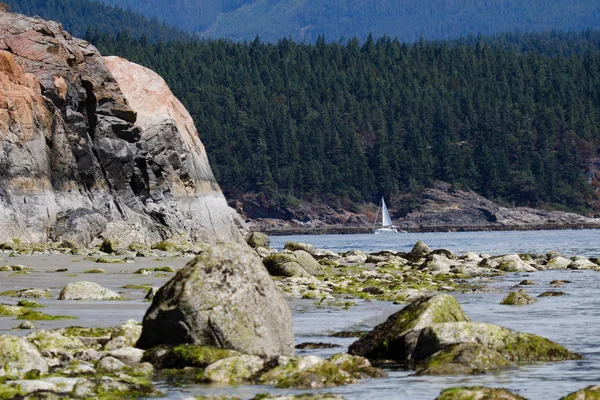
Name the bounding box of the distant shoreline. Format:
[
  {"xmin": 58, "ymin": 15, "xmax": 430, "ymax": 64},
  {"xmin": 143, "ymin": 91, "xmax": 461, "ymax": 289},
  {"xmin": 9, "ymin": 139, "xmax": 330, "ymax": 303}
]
[{"xmin": 256, "ymin": 222, "xmax": 600, "ymax": 236}]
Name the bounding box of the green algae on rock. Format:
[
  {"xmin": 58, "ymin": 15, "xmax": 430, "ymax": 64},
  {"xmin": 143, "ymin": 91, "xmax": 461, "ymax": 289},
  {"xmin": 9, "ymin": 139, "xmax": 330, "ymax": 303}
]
[
  {"xmin": 500, "ymin": 290, "xmax": 537, "ymax": 305},
  {"xmin": 144, "ymin": 345, "xmax": 241, "ymax": 369},
  {"xmin": 436, "ymin": 386, "xmax": 527, "ymax": 400},
  {"xmin": 560, "ymin": 385, "xmax": 600, "ymax": 400},
  {"xmin": 201, "ymin": 355, "xmax": 265, "ymax": 384},
  {"xmin": 415, "ymin": 343, "xmax": 513, "ymax": 375},
  {"xmin": 348, "ymin": 294, "xmax": 470, "ymax": 360},
  {"xmin": 0, "ymin": 335, "xmax": 49, "ymax": 378},
  {"xmin": 412, "ymin": 322, "xmax": 582, "ymax": 363}
]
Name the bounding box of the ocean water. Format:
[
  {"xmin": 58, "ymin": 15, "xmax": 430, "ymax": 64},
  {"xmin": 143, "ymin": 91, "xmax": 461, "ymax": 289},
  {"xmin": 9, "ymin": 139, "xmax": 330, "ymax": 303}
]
[
  {"xmin": 270, "ymin": 229, "xmax": 600, "ymax": 257},
  {"xmin": 166, "ymin": 230, "xmax": 600, "ymax": 399}
]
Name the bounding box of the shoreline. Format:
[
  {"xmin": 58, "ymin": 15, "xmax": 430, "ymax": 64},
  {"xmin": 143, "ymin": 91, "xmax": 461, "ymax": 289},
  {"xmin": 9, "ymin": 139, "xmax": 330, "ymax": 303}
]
[{"xmin": 256, "ymin": 222, "xmax": 600, "ymax": 236}]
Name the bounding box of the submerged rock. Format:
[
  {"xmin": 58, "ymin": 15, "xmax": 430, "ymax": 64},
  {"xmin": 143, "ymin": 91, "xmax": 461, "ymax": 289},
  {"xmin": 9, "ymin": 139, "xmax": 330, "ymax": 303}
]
[
  {"xmin": 436, "ymin": 386, "xmax": 526, "ymax": 400},
  {"xmin": 58, "ymin": 281, "xmax": 123, "ymax": 301},
  {"xmin": 137, "ymin": 243, "xmax": 294, "ymax": 357},
  {"xmin": 348, "ymin": 294, "xmax": 470, "ymax": 360},
  {"xmin": 500, "ymin": 290, "xmax": 537, "ymax": 305}
]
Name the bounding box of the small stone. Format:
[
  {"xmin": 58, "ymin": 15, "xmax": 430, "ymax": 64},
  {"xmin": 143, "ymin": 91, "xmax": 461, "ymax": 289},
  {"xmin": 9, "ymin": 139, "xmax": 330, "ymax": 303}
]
[
  {"xmin": 296, "ymin": 343, "xmax": 343, "ymax": 350},
  {"xmin": 17, "ymin": 321, "xmax": 36, "ymax": 330},
  {"xmin": 134, "ymin": 268, "xmax": 152, "ymax": 275},
  {"xmin": 100, "ymin": 238, "xmax": 120, "ymax": 254},
  {"xmin": 518, "ymin": 280, "xmax": 536, "ymax": 285},
  {"xmin": 58, "ymin": 281, "xmax": 123, "ymax": 300},
  {"xmin": 539, "ymin": 291, "xmax": 568, "ymax": 297},
  {"xmin": 201, "ymin": 355, "xmax": 265, "ymax": 384},
  {"xmin": 97, "ymin": 356, "xmax": 126, "ymax": 372}
]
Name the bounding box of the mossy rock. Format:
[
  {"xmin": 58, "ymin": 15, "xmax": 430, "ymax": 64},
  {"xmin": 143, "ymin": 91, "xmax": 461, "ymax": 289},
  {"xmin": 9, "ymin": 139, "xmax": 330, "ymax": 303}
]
[
  {"xmin": 415, "ymin": 343, "xmax": 513, "ymax": 375},
  {"xmin": 0, "ymin": 335, "xmax": 49, "ymax": 378},
  {"xmin": 560, "ymin": 385, "xmax": 600, "ymax": 400},
  {"xmin": 151, "ymin": 237, "xmax": 194, "ymax": 253},
  {"xmin": 284, "ymin": 242, "xmax": 314, "ymax": 253},
  {"xmin": 11, "ymin": 288, "xmax": 51, "ymax": 299},
  {"xmin": 85, "ymin": 269, "xmax": 106, "ymax": 274},
  {"xmin": 96, "ymin": 257, "xmax": 127, "ymax": 264},
  {"xmin": 259, "ymin": 356, "xmax": 354, "ymax": 389},
  {"xmin": 412, "ymin": 322, "xmax": 582, "ymax": 363},
  {"xmin": 153, "ymin": 266, "xmax": 175, "ymax": 273},
  {"xmin": 410, "ymin": 240, "xmax": 432, "ymax": 258},
  {"xmin": 143, "ymin": 345, "xmax": 240, "ymax": 369},
  {"xmin": 348, "ymin": 294, "xmax": 470, "ymax": 360},
  {"xmin": 0, "ymin": 304, "xmax": 74, "ymax": 321},
  {"xmin": 263, "ymin": 251, "xmax": 324, "ymax": 277},
  {"xmin": 436, "ymin": 386, "xmax": 527, "ymax": 400},
  {"xmin": 200, "ymin": 355, "xmax": 265, "ymax": 384},
  {"xmin": 539, "ymin": 291, "xmax": 568, "ymax": 297},
  {"xmin": 100, "ymin": 238, "xmax": 120, "ymax": 254},
  {"xmin": 500, "ymin": 290, "xmax": 537, "ymax": 305},
  {"xmin": 247, "ymin": 232, "xmax": 270, "ymax": 249},
  {"xmin": 16, "ymin": 300, "xmax": 44, "ymax": 308}
]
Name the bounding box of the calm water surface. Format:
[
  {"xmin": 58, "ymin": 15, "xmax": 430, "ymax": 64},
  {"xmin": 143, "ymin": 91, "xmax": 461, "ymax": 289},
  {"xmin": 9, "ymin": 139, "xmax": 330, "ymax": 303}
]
[
  {"xmin": 271, "ymin": 229, "xmax": 600, "ymax": 257},
  {"xmin": 170, "ymin": 230, "xmax": 600, "ymax": 399}
]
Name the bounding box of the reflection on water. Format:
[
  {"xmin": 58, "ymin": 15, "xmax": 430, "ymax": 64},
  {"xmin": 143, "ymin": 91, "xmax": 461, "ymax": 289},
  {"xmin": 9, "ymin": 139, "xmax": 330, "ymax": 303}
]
[{"xmin": 270, "ymin": 229, "xmax": 600, "ymax": 257}]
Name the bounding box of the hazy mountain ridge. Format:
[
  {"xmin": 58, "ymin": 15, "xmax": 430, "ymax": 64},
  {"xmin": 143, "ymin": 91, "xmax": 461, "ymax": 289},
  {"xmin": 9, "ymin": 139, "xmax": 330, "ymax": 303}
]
[
  {"xmin": 97, "ymin": 0, "xmax": 600, "ymax": 42},
  {"xmin": 3, "ymin": 0, "xmax": 191, "ymax": 41}
]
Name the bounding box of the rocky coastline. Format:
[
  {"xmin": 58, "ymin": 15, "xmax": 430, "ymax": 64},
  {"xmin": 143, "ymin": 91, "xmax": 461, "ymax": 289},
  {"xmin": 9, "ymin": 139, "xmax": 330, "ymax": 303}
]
[
  {"xmin": 0, "ymin": 234, "xmax": 599, "ymax": 399},
  {"xmin": 241, "ymin": 182, "xmax": 600, "ymax": 235}
]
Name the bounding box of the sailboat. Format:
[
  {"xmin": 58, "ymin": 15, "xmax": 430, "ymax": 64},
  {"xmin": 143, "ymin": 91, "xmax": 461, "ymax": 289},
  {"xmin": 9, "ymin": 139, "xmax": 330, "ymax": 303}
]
[{"xmin": 373, "ymin": 197, "xmax": 399, "ymax": 234}]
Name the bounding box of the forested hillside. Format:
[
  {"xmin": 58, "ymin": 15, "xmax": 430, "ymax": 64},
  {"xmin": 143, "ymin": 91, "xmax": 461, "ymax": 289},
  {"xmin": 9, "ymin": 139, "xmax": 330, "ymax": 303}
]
[
  {"xmin": 3, "ymin": 0, "xmax": 190, "ymax": 41},
  {"xmin": 89, "ymin": 31, "xmax": 600, "ymax": 214},
  {"xmin": 96, "ymin": 0, "xmax": 600, "ymax": 42}
]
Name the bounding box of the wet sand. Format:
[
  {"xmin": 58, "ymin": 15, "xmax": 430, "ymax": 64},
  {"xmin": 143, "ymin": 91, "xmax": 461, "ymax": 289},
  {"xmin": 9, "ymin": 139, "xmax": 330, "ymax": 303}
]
[{"xmin": 0, "ymin": 253, "xmax": 191, "ymax": 335}]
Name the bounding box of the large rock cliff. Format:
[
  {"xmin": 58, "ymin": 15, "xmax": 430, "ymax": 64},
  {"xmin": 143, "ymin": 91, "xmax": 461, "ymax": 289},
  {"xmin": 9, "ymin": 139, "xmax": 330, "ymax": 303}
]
[{"xmin": 0, "ymin": 11, "xmax": 244, "ymax": 245}]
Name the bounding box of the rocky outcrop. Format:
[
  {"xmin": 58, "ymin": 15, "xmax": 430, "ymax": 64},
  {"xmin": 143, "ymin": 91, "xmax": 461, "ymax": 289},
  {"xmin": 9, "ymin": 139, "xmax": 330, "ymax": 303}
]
[
  {"xmin": 136, "ymin": 243, "xmax": 295, "ymax": 358},
  {"xmin": 0, "ymin": 11, "xmax": 244, "ymax": 246}
]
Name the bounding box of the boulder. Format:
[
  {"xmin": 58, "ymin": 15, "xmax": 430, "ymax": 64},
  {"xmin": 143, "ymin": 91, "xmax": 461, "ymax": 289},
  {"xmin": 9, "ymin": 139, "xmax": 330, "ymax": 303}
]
[
  {"xmin": 103, "ymin": 320, "xmax": 142, "ymax": 350},
  {"xmin": 546, "ymin": 256, "xmax": 572, "ymax": 270},
  {"xmin": 500, "ymin": 290, "xmax": 537, "ymax": 305},
  {"xmin": 136, "ymin": 243, "xmax": 295, "ymax": 358},
  {"xmin": 481, "ymin": 254, "xmax": 537, "ymax": 272},
  {"xmin": 142, "ymin": 344, "xmax": 240, "ymax": 369},
  {"xmin": 410, "ymin": 241, "xmax": 431, "ymax": 258},
  {"xmin": 411, "ymin": 322, "xmax": 581, "ymax": 363},
  {"xmin": 247, "ymin": 232, "xmax": 270, "ymax": 248},
  {"xmin": 416, "ymin": 343, "xmax": 513, "ymax": 375},
  {"xmin": 263, "ymin": 251, "xmax": 325, "ymax": 277},
  {"xmin": 259, "ymin": 356, "xmax": 354, "ymax": 389},
  {"xmin": 341, "ymin": 250, "xmax": 367, "ymax": 264},
  {"xmin": 560, "ymin": 385, "xmax": 600, "ymax": 400},
  {"xmin": 436, "ymin": 386, "xmax": 526, "ymax": 400},
  {"xmin": 568, "ymin": 257, "xmax": 597, "ymax": 270},
  {"xmin": 0, "ymin": 11, "xmax": 245, "ymax": 246},
  {"xmin": 284, "ymin": 242, "xmax": 314, "ymax": 253},
  {"xmin": 348, "ymin": 294, "xmax": 470, "ymax": 360},
  {"xmin": 0, "ymin": 335, "xmax": 49, "ymax": 377},
  {"xmin": 99, "ymin": 238, "xmax": 120, "ymax": 254},
  {"xmin": 58, "ymin": 281, "xmax": 123, "ymax": 301},
  {"xmin": 201, "ymin": 355, "xmax": 265, "ymax": 383}
]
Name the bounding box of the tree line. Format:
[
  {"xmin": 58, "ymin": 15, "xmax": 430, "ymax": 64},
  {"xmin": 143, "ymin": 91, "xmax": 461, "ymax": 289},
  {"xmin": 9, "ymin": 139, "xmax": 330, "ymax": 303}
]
[{"xmin": 87, "ymin": 31, "xmax": 600, "ymax": 214}]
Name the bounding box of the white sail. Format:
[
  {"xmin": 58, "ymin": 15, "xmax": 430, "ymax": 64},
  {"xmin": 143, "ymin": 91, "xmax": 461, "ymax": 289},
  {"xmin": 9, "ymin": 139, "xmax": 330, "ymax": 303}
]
[{"xmin": 381, "ymin": 198, "xmax": 393, "ymax": 227}]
